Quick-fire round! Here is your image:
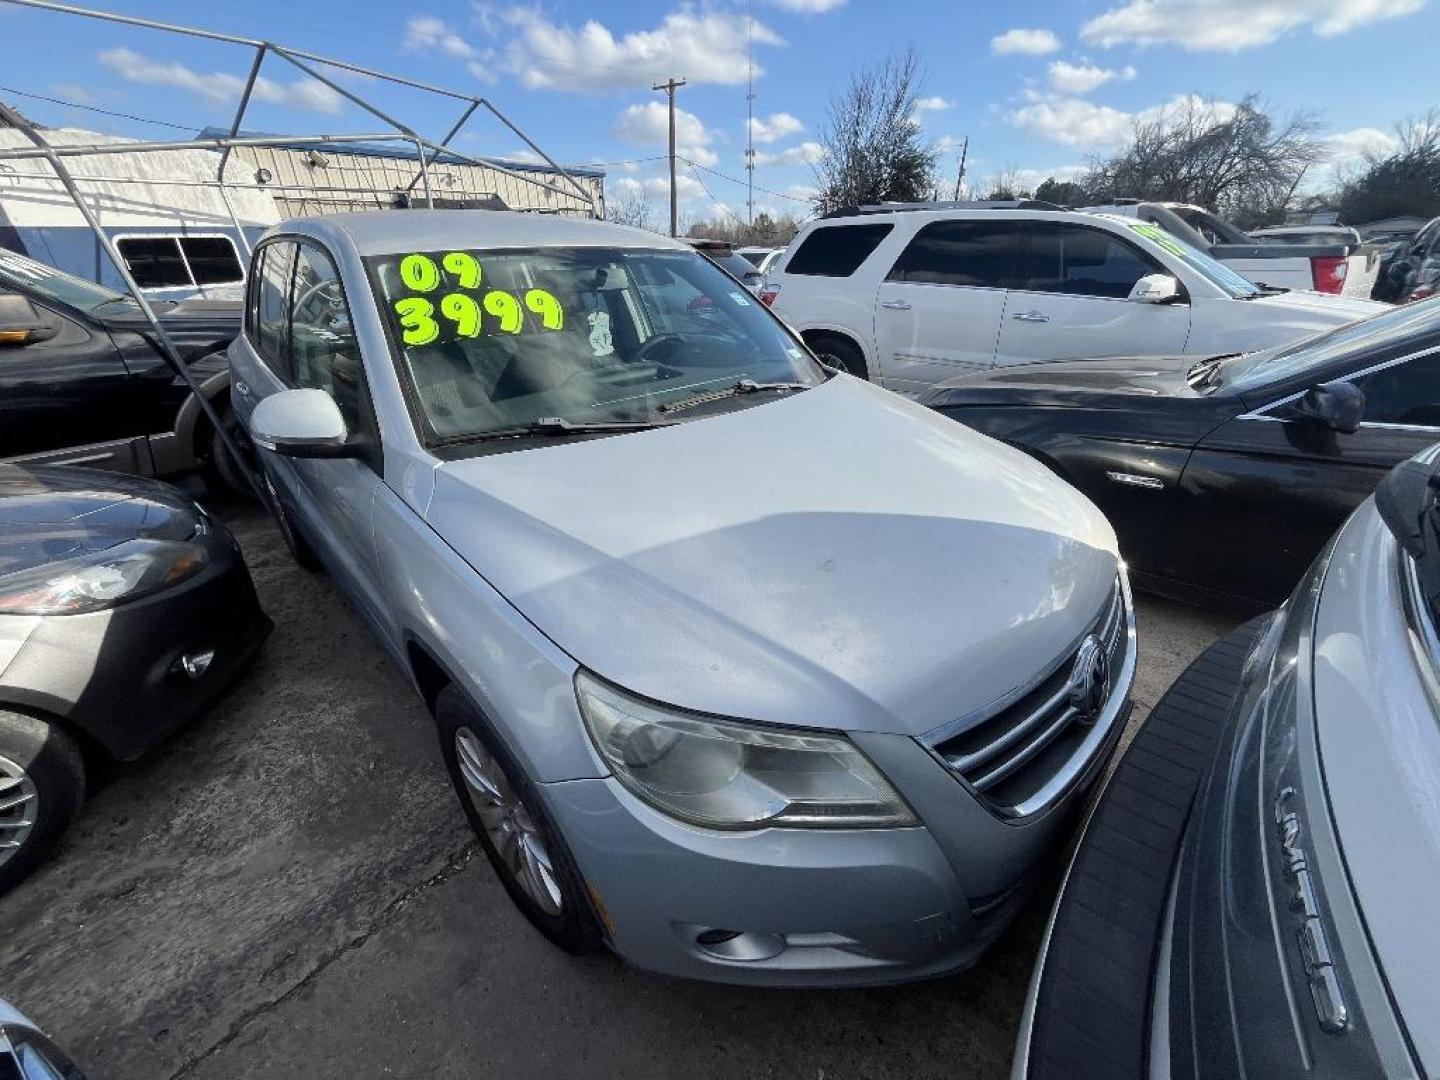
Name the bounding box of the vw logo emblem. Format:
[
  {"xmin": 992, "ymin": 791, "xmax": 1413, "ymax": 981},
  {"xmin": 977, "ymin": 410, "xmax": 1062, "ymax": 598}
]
[{"xmin": 1069, "ymin": 635, "xmax": 1111, "ymax": 724}]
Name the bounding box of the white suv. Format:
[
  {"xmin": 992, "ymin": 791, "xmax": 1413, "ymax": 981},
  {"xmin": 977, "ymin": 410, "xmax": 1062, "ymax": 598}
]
[{"xmin": 761, "ymin": 202, "xmax": 1383, "ymax": 396}]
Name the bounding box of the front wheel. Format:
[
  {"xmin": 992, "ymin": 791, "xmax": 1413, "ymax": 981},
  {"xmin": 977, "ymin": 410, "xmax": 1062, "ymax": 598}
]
[
  {"xmin": 0, "ymin": 711, "xmax": 85, "ymax": 894},
  {"xmin": 434, "ymin": 686, "xmax": 601, "ymax": 954},
  {"xmin": 805, "ymin": 333, "xmax": 868, "ymax": 380}
]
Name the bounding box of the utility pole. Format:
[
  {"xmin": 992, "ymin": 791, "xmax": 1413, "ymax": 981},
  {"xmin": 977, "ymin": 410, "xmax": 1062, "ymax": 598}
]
[
  {"xmin": 653, "ymin": 76, "xmax": 687, "ymax": 237},
  {"xmin": 745, "ymin": 0, "xmax": 755, "ymax": 227},
  {"xmin": 952, "ymin": 136, "xmax": 969, "ymax": 201}
]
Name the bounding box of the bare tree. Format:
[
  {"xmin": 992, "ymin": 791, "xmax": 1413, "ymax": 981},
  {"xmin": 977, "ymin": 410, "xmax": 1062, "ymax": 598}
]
[
  {"xmin": 1082, "ymin": 94, "xmax": 1322, "ymax": 224},
  {"xmin": 813, "ymin": 49, "xmax": 939, "ymax": 213},
  {"xmin": 606, "ymin": 188, "xmax": 659, "ymax": 232}
]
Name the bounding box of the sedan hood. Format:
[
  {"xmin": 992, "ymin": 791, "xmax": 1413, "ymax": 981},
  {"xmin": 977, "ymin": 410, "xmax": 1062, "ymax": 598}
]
[
  {"xmin": 426, "ymin": 377, "xmax": 1119, "ymax": 738},
  {"xmin": 0, "ymin": 465, "xmax": 200, "ymax": 577}
]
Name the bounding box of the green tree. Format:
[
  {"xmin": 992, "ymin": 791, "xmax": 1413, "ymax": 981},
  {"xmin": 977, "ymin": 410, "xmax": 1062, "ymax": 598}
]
[
  {"xmin": 813, "ymin": 49, "xmax": 939, "ymax": 213},
  {"xmin": 1337, "ymin": 112, "xmax": 1440, "ymax": 224}
]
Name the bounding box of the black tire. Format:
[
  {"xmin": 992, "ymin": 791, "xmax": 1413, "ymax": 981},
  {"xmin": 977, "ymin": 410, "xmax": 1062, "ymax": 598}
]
[
  {"xmin": 201, "ymin": 397, "xmax": 259, "ymax": 501},
  {"xmin": 0, "ymin": 711, "xmax": 85, "ymax": 895},
  {"xmin": 433, "ymin": 686, "xmax": 602, "ymax": 954},
  {"xmin": 263, "ymin": 474, "xmax": 322, "ymax": 572},
  {"xmin": 805, "ymin": 333, "xmax": 869, "ymax": 380}
]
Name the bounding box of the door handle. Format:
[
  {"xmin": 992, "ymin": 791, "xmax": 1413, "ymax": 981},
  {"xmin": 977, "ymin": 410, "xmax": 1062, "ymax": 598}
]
[
  {"xmin": 880, "ymin": 299, "xmax": 912, "ymax": 310},
  {"xmin": 1010, "ymin": 311, "xmax": 1050, "ymax": 323}
]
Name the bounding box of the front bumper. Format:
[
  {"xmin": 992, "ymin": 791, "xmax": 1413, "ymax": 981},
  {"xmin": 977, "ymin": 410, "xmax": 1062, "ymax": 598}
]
[
  {"xmin": 541, "ymin": 618, "xmax": 1136, "ymax": 988},
  {"xmin": 0, "ymin": 517, "xmax": 272, "ymax": 761}
]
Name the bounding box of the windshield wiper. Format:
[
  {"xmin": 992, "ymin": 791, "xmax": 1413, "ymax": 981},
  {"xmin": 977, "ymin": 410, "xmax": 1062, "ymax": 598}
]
[
  {"xmin": 658, "ymin": 378, "xmax": 811, "ymax": 415},
  {"xmin": 434, "ymin": 416, "xmax": 675, "ymax": 447},
  {"xmin": 1185, "ymin": 352, "xmax": 1243, "ymax": 389}
]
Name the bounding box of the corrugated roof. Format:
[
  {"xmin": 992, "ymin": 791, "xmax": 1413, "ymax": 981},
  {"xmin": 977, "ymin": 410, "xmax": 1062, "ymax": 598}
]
[{"xmin": 195, "ymin": 129, "xmax": 605, "ymax": 179}]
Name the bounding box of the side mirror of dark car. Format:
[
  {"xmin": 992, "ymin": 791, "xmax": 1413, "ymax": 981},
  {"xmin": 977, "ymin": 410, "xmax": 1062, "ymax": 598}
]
[
  {"xmin": 1294, "ymin": 381, "xmax": 1365, "ymax": 435},
  {"xmin": 0, "ymin": 294, "xmax": 58, "ymax": 346}
]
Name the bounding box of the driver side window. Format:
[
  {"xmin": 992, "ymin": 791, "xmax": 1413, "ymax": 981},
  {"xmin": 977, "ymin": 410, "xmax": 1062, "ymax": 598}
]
[
  {"xmin": 1354, "ymin": 352, "xmax": 1440, "ymax": 428},
  {"xmin": 289, "ymin": 244, "xmax": 362, "ymax": 432}
]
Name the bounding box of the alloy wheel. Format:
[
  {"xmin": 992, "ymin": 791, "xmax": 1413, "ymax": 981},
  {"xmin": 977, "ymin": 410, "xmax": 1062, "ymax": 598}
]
[
  {"xmin": 0, "ymin": 753, "xmax": 39, "ymax": 871},
  {"xmin": 454, "ymin": 727, "xmax": 564, "ymax": 916}
]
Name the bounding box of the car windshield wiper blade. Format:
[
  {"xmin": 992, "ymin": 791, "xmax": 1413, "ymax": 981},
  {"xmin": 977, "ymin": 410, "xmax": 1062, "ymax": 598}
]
[
  {"xmin": 658, "ymin": 378, "xmax": 811, "ymax": 415},
  {"xmin": 1185, "ymin": 352, "xmax": 1243, "ymax": 388},
  {"xmin": 434, "ymin": 416, "xmax": 675, "ymax": 447}
]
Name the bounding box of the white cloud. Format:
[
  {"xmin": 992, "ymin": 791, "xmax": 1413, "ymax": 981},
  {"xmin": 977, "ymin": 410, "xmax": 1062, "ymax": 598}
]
[
  {"xmin": 748, "ymin": 112, "xmax": 805, "ymax": 143},
  {"xmin": 1323, "ymin": 126, "xmax": 1399, "ymax": 164},
  {"xmin": 404, "ymin": 16, "xmax": 477, "ymax": 59},
  {"xmin": 785, "ymin": 183, "xmax": 819, "ymax": 200},
  {"xmin": 768, "ymin": 0, "xmax": 846, "ymax": 10},
  {"xmin": 497, "ymin": 9, "xmax": 783, "ymax": 92},
  {"xmin": 1010, "ymin": 92, "xmax": 1236, "ymax": 148},
  {"xmin": 753, "ymin": 141, "xmax": 825, "ymax": 167},
  {"xmin": 98, "ymin": 47, "xmax": 342, "ymax": 113},
  {"xmin": 1009, "ymin": 97, "xmax": 1132, "ymax": 147},
  {"xmin": 915, "ymin": 96, "xmax": 954, "ymax": 113},
  {"xmin": 1047, "ymin": 60, "xmax": 1136, "ymax": 94},
  {"xmin": 642, "ymin": 173, "xmax": 707, "ymax": 202},
  {"xmin": 991, "ymin": 28, "xmax": 1062, "ymax": 55},
  {"xmin": 613, "ymin": 101, "xmax": 719, "ymax": 167},
  {"xmin": 1082, "ymin": 0, "xmax": 1426, "ymax": 51}
]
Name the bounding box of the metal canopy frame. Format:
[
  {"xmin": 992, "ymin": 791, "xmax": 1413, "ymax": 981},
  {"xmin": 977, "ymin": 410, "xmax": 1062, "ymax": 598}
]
[{"xmin": 0, "ymin": 0, "xmax": 600, "ymax": 510}]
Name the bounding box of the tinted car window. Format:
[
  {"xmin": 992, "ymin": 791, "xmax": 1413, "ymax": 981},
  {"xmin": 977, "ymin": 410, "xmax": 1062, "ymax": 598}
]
[
  {"xmin": 886, "ymin": 221, "xmax": 1015, "ymax": 288},
  {"xmin": 1015, "ymin": 223, "xmax": 1160, "ymax": 299},
  {"xmin": 784, "ymin": 224, "xmax": 893, "ymax": 277},
  {"xmin": 254, "ymin": 241, "xmax": 295, "ymax": 379},
  {"xmin": 181, "ymin": 237, "xmax": 244, "ymax": 285},
  {"xmin": 1355, "ymin": 353, "xmax": 1440, "ymax": 427},
  {"xmin": 290, "ymin": 244, "xmax": 362, "ymax": 431},
  {"xmin": 117, "ymin": 237, "xmax": 191, "ymax": 289}
]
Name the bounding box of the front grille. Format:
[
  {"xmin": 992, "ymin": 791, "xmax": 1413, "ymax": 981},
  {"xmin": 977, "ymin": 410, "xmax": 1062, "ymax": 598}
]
[{"xmin": 928, "ymin": 578, "xmax": 1129, "ymax": 817}]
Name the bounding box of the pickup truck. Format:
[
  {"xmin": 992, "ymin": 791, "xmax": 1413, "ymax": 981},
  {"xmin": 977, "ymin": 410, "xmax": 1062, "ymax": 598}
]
[
  {"xmin": 1083, "ymin": 200, "xmax": 1381, "ymax": 301},
  {"xmin": 0, "ymin": 247, "xmax": 245, "ymax": 492}
]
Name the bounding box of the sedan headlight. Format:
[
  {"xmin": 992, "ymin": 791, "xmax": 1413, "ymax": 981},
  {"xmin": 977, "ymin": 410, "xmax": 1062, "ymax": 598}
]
[
  {"xmin": 575, "ymin": 671, "xmax": 916, "ymax": 830},
  {"xmin": 0, "ymin": 539, "xmax": 208, "ymax": 615}
]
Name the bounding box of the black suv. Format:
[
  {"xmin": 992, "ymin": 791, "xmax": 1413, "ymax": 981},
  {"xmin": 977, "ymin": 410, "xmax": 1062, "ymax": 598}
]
[{"xmin": 0, "ymin": 247, "xmax": 244, "ymax": 491}]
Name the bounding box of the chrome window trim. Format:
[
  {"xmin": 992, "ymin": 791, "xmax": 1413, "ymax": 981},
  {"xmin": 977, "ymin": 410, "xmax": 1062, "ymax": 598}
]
[{"xmin": 1235, "ymin": 341, "xmax": 1440, "ymax": 422}]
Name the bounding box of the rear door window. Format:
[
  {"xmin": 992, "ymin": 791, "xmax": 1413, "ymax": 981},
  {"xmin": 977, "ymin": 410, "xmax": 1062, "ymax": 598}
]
[
  {"xmin": 885, "ymin": 221, "xmax": 1017, "ymax": 288},
  {"xmin": 1013, "ymin": 223, "xmax": 1162, "ymax": 299},
  {"xmin": 180, "ymin": 237, "xmax": 244, "ymax": 284},
  {"xmin": 784, "ymin": 224, "xmax": 894, "ymax": 277},
  {"xmin": 116, "ymin": 237, "xmax": 191, "ymax": 289}
]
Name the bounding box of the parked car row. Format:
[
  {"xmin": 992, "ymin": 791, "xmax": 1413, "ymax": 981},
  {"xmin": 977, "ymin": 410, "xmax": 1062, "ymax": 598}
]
[{"xmin": 3, "ymin": 201, "xmax": 1438, "ymax": 1078}]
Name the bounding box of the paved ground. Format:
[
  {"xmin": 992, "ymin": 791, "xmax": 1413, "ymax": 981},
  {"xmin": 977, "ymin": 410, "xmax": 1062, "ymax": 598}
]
[{"xmin": 0, "ymin": 500, "xmax": 1239, "ymax": 1080}]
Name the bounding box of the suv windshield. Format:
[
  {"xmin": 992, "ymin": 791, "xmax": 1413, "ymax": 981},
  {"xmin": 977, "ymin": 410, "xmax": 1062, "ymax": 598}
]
[
  {"xmin": 367, "ymin": 245, "xmax": 824, "ymax": 443},
  {"xmin": 1217, "ymin": 297, "xmax": 1440, "ymax": 392},
  {"xmin": 1124, "ymin": 220, "xmax": 1261, "ymax": 298},
  {"xmin": 0, "ymin": 248, "xmax": 131, "ymax": 313}
]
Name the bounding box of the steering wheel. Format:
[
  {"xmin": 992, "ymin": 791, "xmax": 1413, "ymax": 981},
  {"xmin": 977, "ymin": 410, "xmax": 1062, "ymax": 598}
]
[
  {"xmin": 294, "ymin": 277, "xmax": 343, "ymax": 313},
  {"xmin": 634, "ymin": 333, "xmax": 687, "ymax": 365}
]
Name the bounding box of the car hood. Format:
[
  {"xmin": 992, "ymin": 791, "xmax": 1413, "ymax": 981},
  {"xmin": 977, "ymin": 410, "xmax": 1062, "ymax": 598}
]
[
  {"xmin": 0, "ymin": 465, "xmax": 200, "ymax": 578},
  {"xmin": 1245, "ymin": 289, "xmax": 1384, "ymax": 323},
  {"xmin": 925, "ymin": 354, "xmax": 1201, "ymax": 408},
  {"xmin": 426, "ymin": 376, "xmax": 1119, "ymax": 738}
]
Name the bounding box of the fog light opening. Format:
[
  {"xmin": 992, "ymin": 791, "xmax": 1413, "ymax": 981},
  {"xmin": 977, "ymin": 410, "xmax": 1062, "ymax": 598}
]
[
  {"xmin": 175, "ymin": 649, "xmax": 216, "ymax": 680},
  {"xmin": 693, "ymin": 928, "xmax": 785, "ymax": 962}
]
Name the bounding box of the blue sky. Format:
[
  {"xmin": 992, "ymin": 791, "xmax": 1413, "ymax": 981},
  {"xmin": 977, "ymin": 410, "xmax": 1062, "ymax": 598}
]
[{"xmin": 1, "ymin": 0, "xmax": 1434, "ymax": 226}]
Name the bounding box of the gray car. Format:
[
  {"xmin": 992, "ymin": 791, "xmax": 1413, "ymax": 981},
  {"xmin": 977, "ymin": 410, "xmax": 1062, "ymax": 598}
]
[
  {"xmin": 0, "ymin": 996, "xmax": 86, "ymax": 1078},
  {"xmin": 227, "ymin": 210, "xmax": 1134, "ymax": 986},
  {"xmin": 1013, "ymin": 449, "xmax": 1440, "ymax": 1077}
]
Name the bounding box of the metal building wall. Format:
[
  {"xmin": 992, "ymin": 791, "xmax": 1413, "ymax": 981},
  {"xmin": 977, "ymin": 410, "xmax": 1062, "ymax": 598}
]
[{"xmin": 224, "ymin": 144, "xmax": 603, "ymax": 217}]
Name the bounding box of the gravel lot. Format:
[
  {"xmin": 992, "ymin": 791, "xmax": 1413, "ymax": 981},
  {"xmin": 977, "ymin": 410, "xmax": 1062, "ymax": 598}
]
[{"xmin": 0, "ymin": 498, "xmax": 1239, "ymax": 1080}]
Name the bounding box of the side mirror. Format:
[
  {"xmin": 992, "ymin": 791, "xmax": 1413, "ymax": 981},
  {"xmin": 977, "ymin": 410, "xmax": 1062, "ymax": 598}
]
[
  {"xmin": 1294, "ymin": 381, "xmax": 1365, "ymax": 435},
  {"xmin": 1128, "ymin": 274, "xmax": 1181, "ymax": 304},
  {"xmin": 0, "ymin": 294, "xmax": 58, "ymax": 345},
  {"xmin": 249, "ymin": 388, "xmax": 353, "ymax": 458}
]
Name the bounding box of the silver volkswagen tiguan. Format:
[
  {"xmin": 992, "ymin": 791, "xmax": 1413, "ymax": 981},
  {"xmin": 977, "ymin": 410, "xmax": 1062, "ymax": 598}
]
[{"xmin": 228, "ymin": 211, "xmax": 1135, "ymax": 986}]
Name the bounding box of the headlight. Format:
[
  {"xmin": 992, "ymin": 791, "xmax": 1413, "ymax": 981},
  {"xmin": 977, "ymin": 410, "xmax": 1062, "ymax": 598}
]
[
  {"xmin": 0, "ymin": 538, "xmax": 208, "ymax": 615},
  {"xmin": 575, "ymin": 671, "xmax": 917, "ymax": 830}
]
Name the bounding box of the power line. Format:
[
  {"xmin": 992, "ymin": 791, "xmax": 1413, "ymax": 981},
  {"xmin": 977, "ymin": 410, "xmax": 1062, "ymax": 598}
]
[
  {"xmin": 0, "ymin": 85, "xmax": 196, "ymax": 131},
  {"xmin": 679, "ymin": 156, "xmax": 813, "ymax": 203}
]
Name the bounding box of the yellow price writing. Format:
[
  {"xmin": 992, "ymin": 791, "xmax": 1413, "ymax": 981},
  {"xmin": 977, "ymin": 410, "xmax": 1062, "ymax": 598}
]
[
  {"xmin": 399, "ymin": 254, "xmax": 441, "ymax": 293},
  {"xmin": 393, "ymin": 296, "xmax": 439, "ymax": 345}
]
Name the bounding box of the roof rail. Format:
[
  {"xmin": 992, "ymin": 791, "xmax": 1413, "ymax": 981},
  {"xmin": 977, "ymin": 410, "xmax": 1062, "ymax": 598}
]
[{"xmin": 821, "ymin": 199, "xmax": 1066, "ymax": 219}]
